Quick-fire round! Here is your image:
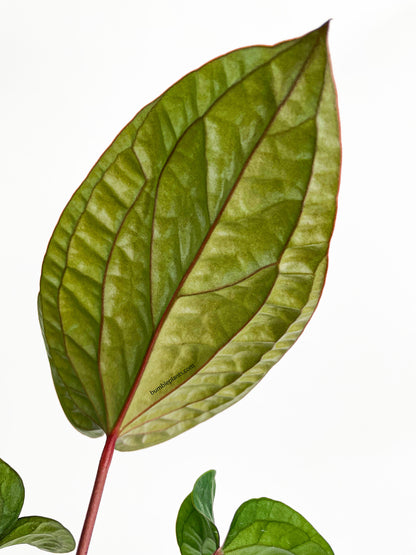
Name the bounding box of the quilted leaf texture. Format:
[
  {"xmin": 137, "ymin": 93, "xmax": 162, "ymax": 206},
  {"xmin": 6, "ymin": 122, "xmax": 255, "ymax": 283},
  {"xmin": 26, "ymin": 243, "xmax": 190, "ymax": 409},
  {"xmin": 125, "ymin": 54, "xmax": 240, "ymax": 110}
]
[
  {"xmin": 39, "ymin": 22, "xmax": 341, "ymax": 451},
  {"xmin": 222, "ymin": 498, "xmax": 334, "ymax": 554}
]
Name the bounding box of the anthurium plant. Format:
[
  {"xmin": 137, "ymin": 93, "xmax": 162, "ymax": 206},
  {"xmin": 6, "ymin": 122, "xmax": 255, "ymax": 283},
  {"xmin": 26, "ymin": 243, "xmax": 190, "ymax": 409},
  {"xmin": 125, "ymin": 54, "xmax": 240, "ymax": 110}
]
[{"xmin": 2, "ymin": 21, "xmax": 341, "ymax": 554}]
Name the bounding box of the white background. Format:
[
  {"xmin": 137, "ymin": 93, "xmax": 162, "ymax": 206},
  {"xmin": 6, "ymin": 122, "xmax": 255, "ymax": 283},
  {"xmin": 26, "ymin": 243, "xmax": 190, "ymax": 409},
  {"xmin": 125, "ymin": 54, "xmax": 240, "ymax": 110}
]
[{"xmin": 1, "ymin": 0, "xmax": 416, "ymax": 553}]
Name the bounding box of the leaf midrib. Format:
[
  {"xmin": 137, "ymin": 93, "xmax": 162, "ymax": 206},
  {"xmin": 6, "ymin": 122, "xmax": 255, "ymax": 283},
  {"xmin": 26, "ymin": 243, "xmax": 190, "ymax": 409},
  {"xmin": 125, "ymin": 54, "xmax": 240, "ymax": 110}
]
[
  {"xmin": 59, "ymin": 37, "xmax": 300, "ymax": 431},
  {"xmin": 53, "ymin": 28, "xmax": 323, "ymax": 435},
  {"xmin": 113, "ymin": 34, "xmax": 325, "ymax": 438},
  {"xmin": 118, "ymin": 258, "xmax": 326, "ymax": 439}
]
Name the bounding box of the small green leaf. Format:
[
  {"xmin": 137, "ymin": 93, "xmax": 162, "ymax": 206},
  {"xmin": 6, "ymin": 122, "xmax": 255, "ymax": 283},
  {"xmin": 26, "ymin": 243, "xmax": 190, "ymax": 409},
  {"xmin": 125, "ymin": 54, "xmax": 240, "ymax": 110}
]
[
  {"xmin": 0, "ymin": 517, "xmax": 75, "ymax": 553},
  {"xmin": 0, "ymin": 460, "xmax": 75, "ymax": 552},
  {"xmin": 176, "ymin": 470, "xmax": 220, "ymax": 555},
  {"xmin": 222, "ymin": 498, "xmax": 333, "ymax": 555},
  {"xmin": 0, "ymin": 460, "xmax": 24, "ymax": 538},
  {"xmin": 192, "ymin": 470, "xmax": 217, "ymax": 526},
  {"xmin": 39, "ymin": 22, "xmax": 341, "ymax": 450}
]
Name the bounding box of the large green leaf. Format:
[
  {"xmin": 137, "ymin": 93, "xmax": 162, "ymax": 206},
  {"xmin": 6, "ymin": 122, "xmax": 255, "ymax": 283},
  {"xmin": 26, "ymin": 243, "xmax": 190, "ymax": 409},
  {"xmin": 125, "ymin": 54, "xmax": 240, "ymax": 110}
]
[
  {"xmin": 39, "ymin": 22, "xmax": 341, "ymax": 450},
  {"xmin": 0, "ymin": 460, "xmax": 75, "ymax": 552},
  {"xmin": 176, "ymin": 470, "xmax": 219, "ymax": 555},
  {"xmin": 222, "ymin": 498, "xmax": 334, "ymax": 555}
]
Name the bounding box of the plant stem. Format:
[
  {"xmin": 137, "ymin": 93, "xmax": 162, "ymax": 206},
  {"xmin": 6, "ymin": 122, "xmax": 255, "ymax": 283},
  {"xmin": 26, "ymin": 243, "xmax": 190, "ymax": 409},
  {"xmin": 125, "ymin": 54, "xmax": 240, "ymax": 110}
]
[{"xmin": 76, "ymin": 433, "xmax": 117, "ymax": 555}]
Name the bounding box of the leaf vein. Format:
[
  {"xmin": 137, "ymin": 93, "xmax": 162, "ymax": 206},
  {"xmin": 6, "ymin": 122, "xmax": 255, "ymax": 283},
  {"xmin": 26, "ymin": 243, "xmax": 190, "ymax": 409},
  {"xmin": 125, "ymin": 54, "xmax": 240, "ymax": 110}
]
[{"xmin": 118, "ymin": 34, "xmax": 324, "ymax": 435}]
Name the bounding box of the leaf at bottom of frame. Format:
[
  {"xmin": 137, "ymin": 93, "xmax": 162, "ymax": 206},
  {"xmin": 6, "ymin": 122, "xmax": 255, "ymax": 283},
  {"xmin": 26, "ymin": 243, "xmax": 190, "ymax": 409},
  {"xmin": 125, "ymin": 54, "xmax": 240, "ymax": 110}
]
[
  {"xmin": 222, "ymin": 498, "xmax": 333, "ymax": 555},
  {"xmin": 0, "ymin": 517, "xmax": 76, "ymax": 553}
]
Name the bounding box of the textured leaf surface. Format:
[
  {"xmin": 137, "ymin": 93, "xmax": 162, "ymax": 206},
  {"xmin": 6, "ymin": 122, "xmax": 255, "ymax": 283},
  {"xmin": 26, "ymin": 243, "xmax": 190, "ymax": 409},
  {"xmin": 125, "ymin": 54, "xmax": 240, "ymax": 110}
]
[
  {"xmin": 0, "ymin": 517, "xmax": 75, "ymax": 552},
  {"xmin": 0, "ymin": 461, "xmax": 75, "ymax": 552},
  {"xmin": 176, "ymin": 470, "xmax": 219, "ymax": 555},
  {"xmin": 0, "ymin": 460, "xmax": 24, "ymax": 538},
  {"xmin": 39, "ymin": 22, "xmax": 341, "ymax": 450},
  {"xmin": 222, "ymin": 498, "xmax": 334, "ymax": 555}
]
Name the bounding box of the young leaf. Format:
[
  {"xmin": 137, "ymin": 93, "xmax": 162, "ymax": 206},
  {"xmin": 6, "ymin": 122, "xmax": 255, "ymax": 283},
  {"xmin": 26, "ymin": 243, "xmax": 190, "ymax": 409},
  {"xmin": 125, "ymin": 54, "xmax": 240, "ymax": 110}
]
[
  {"xmin": 0, "ymin": 518, "xmax": 76, "ymax": 553},
  {"xmin": 222, "ymin": 498, "xmax": 333, "ymax": 555},
  {"xmin": 177, "ymin": 472, "xmax": 333, "ymax": 555},
  {"xmin": 39, "ymin": 22, "xmax": 341, "ymax": 451},
  {"xmin": 192, "ymin": 470, "xmax": 217, "ymax": 525},
  {"xmin": 0, "ymin": 460, "xmax": 24, "ymax": 538},
  {"xmin": 176, "ymin": 470, "xmax": 219, "ymax": 555},
  {"xmin": 0, "ymin": 460, "xmax": 75, "ymax": 552}
]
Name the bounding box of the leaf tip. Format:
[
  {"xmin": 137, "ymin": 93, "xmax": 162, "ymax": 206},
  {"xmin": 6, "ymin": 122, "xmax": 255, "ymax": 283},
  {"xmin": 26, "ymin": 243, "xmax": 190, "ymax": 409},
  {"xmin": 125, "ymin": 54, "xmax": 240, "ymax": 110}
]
[{"xmin": 318, "ymin": 19, "xmax": 331, "ymax": 36}]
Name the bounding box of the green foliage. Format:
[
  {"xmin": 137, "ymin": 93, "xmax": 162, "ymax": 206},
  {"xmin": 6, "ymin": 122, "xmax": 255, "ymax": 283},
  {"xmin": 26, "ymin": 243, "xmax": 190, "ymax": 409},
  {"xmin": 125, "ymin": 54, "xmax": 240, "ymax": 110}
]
[
  {"xmin": 38, "ymin": 22, "xmax": 340, "ymax": 451},
  {"xmin": 223, "ymin": 499, "xmax": 334, "ymax": 554},
  {"xmin": 176, "ymin": 470, "xmax": 219, "ymax": 555},
  {"xmin": 0, "ymin": 457, "xmax": 24, "ymax": 539},
  {"xmin": 0, "ymin": 460, "xmax": 75, "ymax": 552},
  {"xmin": 177, "ymin": 471, "xmax": 334, "ymax": 555}
]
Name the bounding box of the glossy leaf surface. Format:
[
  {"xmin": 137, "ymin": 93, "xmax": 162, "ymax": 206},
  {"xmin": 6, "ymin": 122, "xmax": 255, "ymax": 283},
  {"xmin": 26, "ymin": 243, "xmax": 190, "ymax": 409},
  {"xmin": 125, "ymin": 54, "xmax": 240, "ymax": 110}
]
[
  {"xmin": 39, "ymin": 22, "xmax": 341, "ymax": 450},
  {"xmin": 176, "ymin": 470, "xmax": 219, "ymax": 555},
  {"xmin": 0, "ymin": 460, "xmax": 75, "ymax": 552},
  {"xmin": 222, "ymin": 498, "xmax": 333, "ymax": 554}
]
